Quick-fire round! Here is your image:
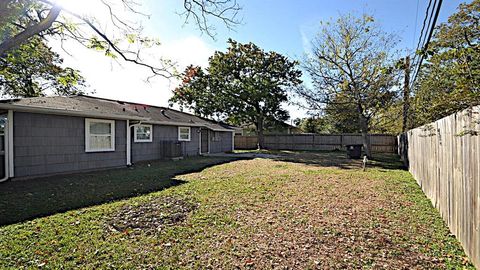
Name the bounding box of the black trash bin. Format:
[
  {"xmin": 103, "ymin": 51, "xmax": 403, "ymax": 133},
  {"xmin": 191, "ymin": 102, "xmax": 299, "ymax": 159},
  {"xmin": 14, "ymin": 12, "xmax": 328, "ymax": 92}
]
[{"xmin": 346, "ymin": 144, "xmax": 363, "ymax": 159}]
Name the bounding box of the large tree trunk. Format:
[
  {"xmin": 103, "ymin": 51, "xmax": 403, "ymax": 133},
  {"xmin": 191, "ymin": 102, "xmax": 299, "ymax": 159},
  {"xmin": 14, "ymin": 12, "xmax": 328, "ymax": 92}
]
[
  {"xmin": 359, "ymin": 115, "xmax": 372, "ymax": 158},
  {"xmin": 256, "ymin": 115, "xmax": 265, "ymax": 149}
]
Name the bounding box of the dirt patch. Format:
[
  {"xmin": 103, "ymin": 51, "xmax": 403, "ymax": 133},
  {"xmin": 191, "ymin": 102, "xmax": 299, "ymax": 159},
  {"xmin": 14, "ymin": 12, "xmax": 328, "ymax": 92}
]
[
  {"xmin": 174, "ymin": 159, "xmax": 456, "ymax": 269},
  {"xmin": 107, "ymin": 196, "xmax": 198, "ymax": 234}
]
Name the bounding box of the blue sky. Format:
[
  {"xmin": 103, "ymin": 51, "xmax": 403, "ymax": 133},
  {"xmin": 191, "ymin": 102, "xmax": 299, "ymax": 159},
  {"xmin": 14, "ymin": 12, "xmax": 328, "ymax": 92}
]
[
  {"xmin": 56, "ymin": 0, "xmax": 467, "ymax": 120},
  {"xmin": 147, "ymin": 0, "xmax": 464, "ymax": 59}
]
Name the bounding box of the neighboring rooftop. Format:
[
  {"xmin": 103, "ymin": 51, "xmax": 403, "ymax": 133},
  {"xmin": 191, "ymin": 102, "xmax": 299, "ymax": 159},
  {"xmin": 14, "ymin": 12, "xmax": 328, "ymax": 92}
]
[{"xmin": 0, "ymin": 95, "xmax": 234, "ymax": 131}]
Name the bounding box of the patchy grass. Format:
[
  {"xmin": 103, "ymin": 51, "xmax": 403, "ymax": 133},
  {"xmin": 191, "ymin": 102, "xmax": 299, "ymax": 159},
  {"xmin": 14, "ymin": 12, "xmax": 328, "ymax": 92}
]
[
  {"xmin": 0, "ymin": 151, "xmax": 474, "ymax": 269},
  {"xmin": 0, "ymin": 156, "xmax": 235, "ymax": 226}
]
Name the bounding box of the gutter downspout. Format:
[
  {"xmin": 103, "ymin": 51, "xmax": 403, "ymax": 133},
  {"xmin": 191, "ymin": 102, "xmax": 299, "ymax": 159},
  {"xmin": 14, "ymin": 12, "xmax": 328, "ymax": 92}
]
[
  {"xmin": 126, "ymin": 120, "xmax": 131, "ymax": 166},
  {"xmin": 231, "ymin": 131, "xmax": 235, "ymax": 152},
  {"xmin": 7, "ymin": 110, "xmax": 13, "ymax": 178},
  {"xmin": 198, "ymin": 128, "xmax": 202, "ymax": 155}
]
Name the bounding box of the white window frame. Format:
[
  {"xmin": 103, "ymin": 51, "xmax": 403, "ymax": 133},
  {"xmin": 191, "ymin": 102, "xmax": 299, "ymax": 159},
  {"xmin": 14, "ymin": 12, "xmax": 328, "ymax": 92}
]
[
  {"xmin": 178, "ymin": 126, "xmax": 191, "ymax": 141},
  {"xmin": 85, "ymin": 118, "xmax": 115, "ymax": 152},
  {"xmin": 134, "ymin": 124, "xmax": 153, "ymax": 142}
]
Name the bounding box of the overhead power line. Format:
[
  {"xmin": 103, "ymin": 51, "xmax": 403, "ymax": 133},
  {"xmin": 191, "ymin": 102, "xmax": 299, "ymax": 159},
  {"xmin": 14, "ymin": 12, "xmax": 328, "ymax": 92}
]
[
  {"xmin": 409, "ymin": 0, "xmax": 434, "ymax": 85},
  {"xmin": 414, "ymin": 0, "xmax": 433, "ymax": 55},
  {"xmin": 412, "ymin": 0, "xmax": 421, "ymax": 49},
  {"xmin": 409, "ymin": 0, "xmax": 443, "ymax": 90}
]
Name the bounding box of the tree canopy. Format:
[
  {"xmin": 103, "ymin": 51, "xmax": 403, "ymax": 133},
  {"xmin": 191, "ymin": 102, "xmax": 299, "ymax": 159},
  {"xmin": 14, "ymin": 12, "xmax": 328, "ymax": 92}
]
[
  {"xmin": 170, "ymin": 39, "xmax": 302, "ymax": 148},
  {"xmin": 0, "ymin": 36, "xmax": 86, "ymax": 97},
  {"xmin": 412, "ymin": 0, "xmax": 480, "ymax": 127},
  {"xmin": 295, "ymin": 14, "xmax": 400, "ymax": 156}
]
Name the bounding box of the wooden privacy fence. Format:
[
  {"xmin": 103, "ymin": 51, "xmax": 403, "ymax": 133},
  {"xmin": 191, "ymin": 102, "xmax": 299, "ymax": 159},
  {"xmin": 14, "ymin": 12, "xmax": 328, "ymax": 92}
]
[
  {"xmin": 398, "ymin": 106, "xmax": 480, "ymax": 268},
  {"xmin": 235, "ymin": 134, "xmax": 397, "ymax": 153}
]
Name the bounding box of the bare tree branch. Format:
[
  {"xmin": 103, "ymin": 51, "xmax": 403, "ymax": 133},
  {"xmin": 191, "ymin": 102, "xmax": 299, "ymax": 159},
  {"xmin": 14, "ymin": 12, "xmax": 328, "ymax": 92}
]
[
  {"xmin": 1, "ymin": 0, "xmax": 242, "ymax": 78},
  {"xmin": 181, "ymin": 0, "xmax": 241, "ymax": 39}
]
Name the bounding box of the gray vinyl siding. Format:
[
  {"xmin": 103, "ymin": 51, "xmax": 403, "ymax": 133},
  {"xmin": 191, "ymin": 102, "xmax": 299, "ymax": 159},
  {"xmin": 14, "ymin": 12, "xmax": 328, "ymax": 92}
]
[
  {"xmin": 209, "ymin": 131, "xmax": 233, "ymax": 153},
  {"xmin": 12, "ymin": 112, "xmax": 233, "ymax": 178},
  {"xmin": 131, "ymin": 125, "xmax": 200, "ymax": 163},
  {"xmin": 182, "ymin": 127, "xmax": 201, "ymax": 157},
  {"xmin": 13, "ymin": 112, "xmax": 126, "ymax": 178}
]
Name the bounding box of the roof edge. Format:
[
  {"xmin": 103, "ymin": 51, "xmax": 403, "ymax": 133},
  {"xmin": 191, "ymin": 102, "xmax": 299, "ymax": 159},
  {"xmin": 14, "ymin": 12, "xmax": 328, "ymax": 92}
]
[{"xmin": 0, "ymin": 103, "xmax": 235, "ymax": 131}]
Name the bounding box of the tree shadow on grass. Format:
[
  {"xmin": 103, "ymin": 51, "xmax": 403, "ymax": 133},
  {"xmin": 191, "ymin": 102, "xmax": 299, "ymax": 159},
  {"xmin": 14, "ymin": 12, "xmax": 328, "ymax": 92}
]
[
  {"xmin": 243, "ymin": 150, "xmax": 406, "ymax": 171},
  {"xmin": 0, "ymin": 156, "xmax": 237, "ymax": 226}
]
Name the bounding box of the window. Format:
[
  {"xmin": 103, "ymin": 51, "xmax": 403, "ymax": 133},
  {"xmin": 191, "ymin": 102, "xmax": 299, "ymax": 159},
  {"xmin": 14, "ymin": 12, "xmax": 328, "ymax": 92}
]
[
  {"xmin": 178, "ymin": 127, "xmax": 191, "ymax": 141},
  {"xmin": 85, "ymin": 119, "xmax": 115, "ymax": 152},
  {"xmin": 134, "ymin": 124, "xmax": 153, "ymax": 142}
]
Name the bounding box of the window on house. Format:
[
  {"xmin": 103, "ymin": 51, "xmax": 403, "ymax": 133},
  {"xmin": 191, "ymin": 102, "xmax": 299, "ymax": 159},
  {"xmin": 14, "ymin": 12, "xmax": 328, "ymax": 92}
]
[
  {"xmin": 178, "ymin": 127, "xmax": 191, "ymax": 141},
  {"xmin": 85, "ymin": 119, "xmax": 115, "ymax": 152},
  {"xmin": 134, "ymin": 124, "xmax": 153, "ymax": 142}
]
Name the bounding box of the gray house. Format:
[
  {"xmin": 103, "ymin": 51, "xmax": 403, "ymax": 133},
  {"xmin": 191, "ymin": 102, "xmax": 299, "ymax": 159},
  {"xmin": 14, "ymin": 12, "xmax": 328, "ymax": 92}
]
[{"xmin": 0, "ymin": 95, "xmax": 235, "ymax": 181}]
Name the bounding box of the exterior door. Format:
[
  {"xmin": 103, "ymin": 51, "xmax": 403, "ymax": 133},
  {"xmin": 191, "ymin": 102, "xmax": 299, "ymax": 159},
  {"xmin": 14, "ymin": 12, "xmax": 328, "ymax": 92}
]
[{"xmin": 201, "ymin": 129, "xmax": 209, "ymax": 154}]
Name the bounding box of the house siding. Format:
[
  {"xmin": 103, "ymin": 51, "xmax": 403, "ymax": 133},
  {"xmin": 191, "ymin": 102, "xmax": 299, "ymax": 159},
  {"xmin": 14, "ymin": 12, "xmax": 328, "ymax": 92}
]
[
  {"xmin": 209, "ymin": 130, "xmax": 233, "ymax": 153},
  {"xmin": 131, "ymin": 125, "xmax": 201, "ymax": 163},
  {"xmin": 13, "ymin": 112, "xmax": 126, "ymax": 178},
  {"xmin": 182, "ymin": 127, "xmax": 201, "ymax": 157}
]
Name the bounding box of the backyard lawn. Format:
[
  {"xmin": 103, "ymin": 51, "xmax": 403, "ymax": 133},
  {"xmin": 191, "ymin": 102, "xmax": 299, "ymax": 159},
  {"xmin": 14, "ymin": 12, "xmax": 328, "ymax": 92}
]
[{"xmin": 0, "ymin": 151, "xmax": 474, "ymax": 269}]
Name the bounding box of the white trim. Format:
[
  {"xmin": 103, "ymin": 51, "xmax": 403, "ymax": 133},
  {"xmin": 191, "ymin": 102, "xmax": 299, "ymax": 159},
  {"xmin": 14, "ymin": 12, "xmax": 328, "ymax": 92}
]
[
  {"xmin": 207, "ymin": 130, "xmax": 211, "ymax": 153},
  {"xmin": 178, "ymin": 126, "xmax": 191, "ymax": 141},
  {"xmin": 133, "ymin": 124, "xmax": 153, "ymax": 142},
  {"xmin": 231, "ymin": 131, "xmax": 235, "ymax": 152},
  {"xmin": 126, "ymin": 120, "xmax": 131, "ymax": 165},
  {"xmin": 7, "ymin": 110, "xmax": 14, "ymax": 178},
  {"xmin": 85, "ymin": 118, "xmax": 115, "ymax": 152},
  {"xmin": 198, "ymin": 129, "xmax": 202, "ymax": 155}
]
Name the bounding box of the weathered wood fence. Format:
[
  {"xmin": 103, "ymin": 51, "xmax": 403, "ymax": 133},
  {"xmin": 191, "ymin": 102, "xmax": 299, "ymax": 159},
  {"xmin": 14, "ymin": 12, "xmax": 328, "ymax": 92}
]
[
  {"xmin": 398, "ymin": 106, "xmax": 480, "ymax": 268},
  {"xmin": 235, "ymin": 134, "xmax": 397, "ymax": 153}
]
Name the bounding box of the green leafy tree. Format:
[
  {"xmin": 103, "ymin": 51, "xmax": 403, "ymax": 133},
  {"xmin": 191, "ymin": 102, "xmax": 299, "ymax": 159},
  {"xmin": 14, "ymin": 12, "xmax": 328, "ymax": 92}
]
[
  {"xmin": 171, "ymin": 39, "xmax": 302, "ymax": 148},
  {"xmin": 294, "ymin": 116, "xmax": 330, "ymax": 133},
  {"xmin": 296, "ymin": 14, "xmax": 399, "ymax": 157},
  {"xmin": 0, "ymin": 37, "xmax": 86, "ymax": 97},
  {"xmin": 412, "ymin": 0, "xmax": 480, "ymax": 126}
]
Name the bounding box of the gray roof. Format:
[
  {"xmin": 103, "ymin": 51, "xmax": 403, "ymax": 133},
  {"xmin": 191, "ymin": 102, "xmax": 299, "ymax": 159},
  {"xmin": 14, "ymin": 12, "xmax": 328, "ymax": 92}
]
[{"xmin": 0, "ymin": 95, "xmax": 235, "ymax": 132}]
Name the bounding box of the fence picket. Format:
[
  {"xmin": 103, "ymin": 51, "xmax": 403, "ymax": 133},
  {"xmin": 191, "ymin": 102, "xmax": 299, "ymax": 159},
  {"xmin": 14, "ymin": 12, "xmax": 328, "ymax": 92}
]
[
  {"xmin": 398, "ymin": 106, "xmax": 480, "ymax": 268},
  {"xmin": 234, "ymin": 134, "xmax": 397, "ymax": 153}
]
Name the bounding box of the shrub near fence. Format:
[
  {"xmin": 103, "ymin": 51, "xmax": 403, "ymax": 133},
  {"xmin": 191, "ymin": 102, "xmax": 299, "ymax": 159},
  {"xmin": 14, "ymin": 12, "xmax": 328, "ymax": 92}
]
[
  {"xmin": 234, "ymin": 134, "xmax": 397, "ymax": 153},
  {"xmin": 398, "ymin": 106, "xmax": 480, "ymax": 269}
]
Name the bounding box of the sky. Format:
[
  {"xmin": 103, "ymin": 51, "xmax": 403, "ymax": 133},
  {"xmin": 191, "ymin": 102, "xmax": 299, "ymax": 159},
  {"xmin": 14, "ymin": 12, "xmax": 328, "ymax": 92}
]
[{"xmin": 52, "ymin": 0, "xmax": 466, "ymax": 121}]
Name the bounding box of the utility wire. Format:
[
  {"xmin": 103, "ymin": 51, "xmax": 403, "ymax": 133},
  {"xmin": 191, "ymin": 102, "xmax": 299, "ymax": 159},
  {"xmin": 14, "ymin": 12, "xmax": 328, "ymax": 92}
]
[
  {"xmin": 412, "ymin": 0, "xmax": 420, "ymax": 50},
  {"xmin": 410, "ymin": 0, "xmax": 443, "ymax": 90},
  {"xmin": 411, "ymin": 0, "xmax": 435, "ymax": 72},
  {"xmin": 414, "ymin": 0, "xmax": 433, "ymax": 56}
]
